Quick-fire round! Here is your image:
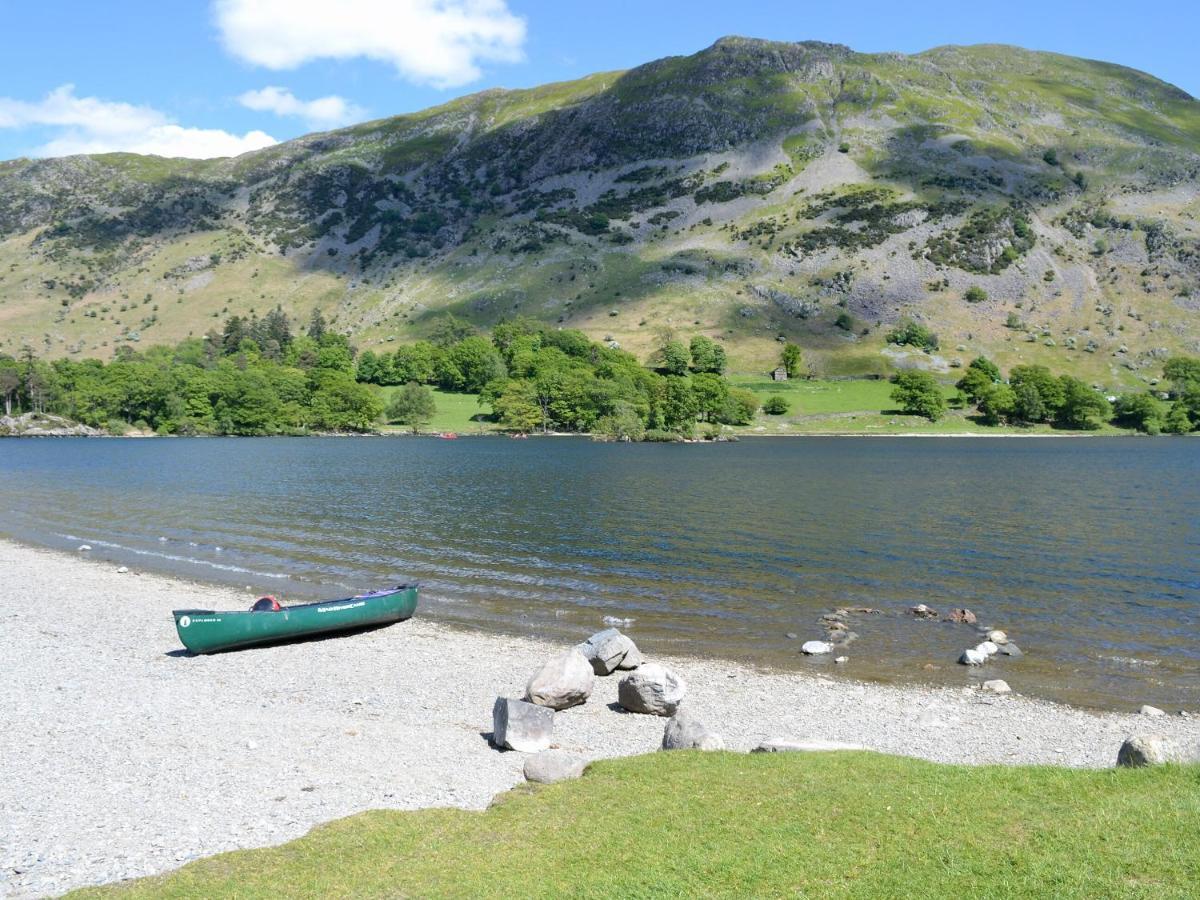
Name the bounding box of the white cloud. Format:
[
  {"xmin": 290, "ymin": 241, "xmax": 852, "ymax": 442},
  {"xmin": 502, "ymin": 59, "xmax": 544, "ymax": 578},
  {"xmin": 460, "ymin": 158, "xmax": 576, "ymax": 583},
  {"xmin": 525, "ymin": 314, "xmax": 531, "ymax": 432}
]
[
  {"xmin": 0, "ymin": 84, "xmax": 278, "ymax": 159},
  {"xmin": 238, "ymin": 86, "xmax": 366, "ymax": 128},
  {"xmin": 215, "ymin": 0, "xmax": 526, "ymax": 88}
]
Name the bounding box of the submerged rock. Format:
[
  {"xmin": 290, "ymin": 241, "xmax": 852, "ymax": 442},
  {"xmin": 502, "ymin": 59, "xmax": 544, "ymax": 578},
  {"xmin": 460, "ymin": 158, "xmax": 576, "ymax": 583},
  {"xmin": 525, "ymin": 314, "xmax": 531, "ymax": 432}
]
[
  {"xmin": 910, "ymin": 604, "xmax": 938, "ymax": 619},
  {"xmin": 662, "ymin": 709, "xmax": 724, "ymax": 751},
  {"xmin": 998, "ymin": 642, "xmax": 1024, "ymax": 658},
  {"xmin": 617, "ymin": 663, "xmax": 686, "ymax": 716},
  {"xmin": 525, "ymin": 649, "xmax": 594, "ymax": 711}
]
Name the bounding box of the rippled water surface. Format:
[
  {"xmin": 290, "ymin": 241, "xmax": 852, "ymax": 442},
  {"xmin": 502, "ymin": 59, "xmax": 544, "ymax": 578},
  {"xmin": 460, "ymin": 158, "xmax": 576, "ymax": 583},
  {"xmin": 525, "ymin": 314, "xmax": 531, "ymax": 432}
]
[{"xmin": 1, "ymin": 436, "xmax": 1196, "ymax": 709}]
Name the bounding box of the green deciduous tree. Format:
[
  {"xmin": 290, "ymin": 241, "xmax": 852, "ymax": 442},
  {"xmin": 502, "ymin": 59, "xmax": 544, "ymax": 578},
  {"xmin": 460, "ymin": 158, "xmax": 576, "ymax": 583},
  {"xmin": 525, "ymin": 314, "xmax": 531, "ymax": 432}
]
[
  {"xmin": 890, "ymin": 370, "xmax": 947, "ymax": 421},
  {"xmin": 386, "ymin": 382, "xmax": 437, "ymax": 432}
]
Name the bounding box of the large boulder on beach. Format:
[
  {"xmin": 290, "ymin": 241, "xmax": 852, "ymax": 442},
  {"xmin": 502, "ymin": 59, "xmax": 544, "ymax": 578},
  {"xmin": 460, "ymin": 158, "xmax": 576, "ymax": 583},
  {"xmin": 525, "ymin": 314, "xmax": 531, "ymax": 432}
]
[
  {"xmin": 662, "ymin": 709, "xmax": 724, "ymax": 751},
  {"xmin": 617, "ymin": 663, "xmax": 686, "ymax": 716},
  {"xmin": 1116, "ymin": 734, "xmax": 1200, "ymax": 767},
  {"xmin": 523, "ymin": 750, "xmax": 586, "ymax": 784},
  {"xmin": 578, "ymin": 628, "xmax": 640, "ymax": 675},
  {"xmin": 492, "ymin": 697, "xmax": 554, "ymax": 752},
  {"xmin": 524, "ymin": 649, "xmax": 594, "ymax": 710}
]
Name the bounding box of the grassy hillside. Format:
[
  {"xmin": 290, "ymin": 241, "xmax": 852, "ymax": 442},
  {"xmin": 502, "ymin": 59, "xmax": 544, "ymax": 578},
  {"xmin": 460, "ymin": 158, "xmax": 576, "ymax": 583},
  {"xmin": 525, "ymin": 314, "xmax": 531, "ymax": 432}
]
[
  {"xmin": 72, "ymin": 751, "xmax": 1200, "ymax": 898},
  {"xmin": 1, "ymin": 37, "xmax": 1198, "ymax": 390}
]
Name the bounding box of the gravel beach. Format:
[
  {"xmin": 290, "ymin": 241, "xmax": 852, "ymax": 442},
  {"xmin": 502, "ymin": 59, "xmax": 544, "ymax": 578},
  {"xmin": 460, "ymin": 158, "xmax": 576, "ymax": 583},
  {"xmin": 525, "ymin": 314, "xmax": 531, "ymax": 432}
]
[{"xmin": 2, "ymin": 539, "xmax": 1197, "ymax": 897}]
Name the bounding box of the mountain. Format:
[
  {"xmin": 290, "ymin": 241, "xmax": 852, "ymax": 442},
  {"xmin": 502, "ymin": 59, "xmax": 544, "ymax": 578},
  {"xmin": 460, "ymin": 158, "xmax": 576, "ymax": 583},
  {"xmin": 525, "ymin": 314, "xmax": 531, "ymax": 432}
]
[{"xmin": 1, "ymin": 37, "xmax": 1198, "ymax": 383}]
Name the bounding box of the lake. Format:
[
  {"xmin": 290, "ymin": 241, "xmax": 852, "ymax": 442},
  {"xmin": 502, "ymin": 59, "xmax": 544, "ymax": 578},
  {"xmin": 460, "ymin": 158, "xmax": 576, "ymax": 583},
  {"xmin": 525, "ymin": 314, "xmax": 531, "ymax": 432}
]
[{"xmin": 1, "ymin": 435, "xmax": 1196, "ymax": 710}]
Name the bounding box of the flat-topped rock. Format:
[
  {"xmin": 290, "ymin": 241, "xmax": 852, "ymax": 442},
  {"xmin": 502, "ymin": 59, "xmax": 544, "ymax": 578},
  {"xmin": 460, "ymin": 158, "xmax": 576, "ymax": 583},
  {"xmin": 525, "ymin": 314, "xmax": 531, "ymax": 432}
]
[{"xmin": 492, "ymin": 697, "xmax": 554, "ymax": 752}]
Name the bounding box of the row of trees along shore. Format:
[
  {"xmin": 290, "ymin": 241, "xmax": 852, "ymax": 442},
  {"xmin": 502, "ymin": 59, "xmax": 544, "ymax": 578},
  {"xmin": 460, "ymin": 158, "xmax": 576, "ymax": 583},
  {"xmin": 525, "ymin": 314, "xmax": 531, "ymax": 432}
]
[
  {"xmin": 890, "ymin": 355, "xmax": 1200, "ymax": 433},
  {"xmin": 2, "ymin": 306, "xmax": 1198, "ymax": 437}
]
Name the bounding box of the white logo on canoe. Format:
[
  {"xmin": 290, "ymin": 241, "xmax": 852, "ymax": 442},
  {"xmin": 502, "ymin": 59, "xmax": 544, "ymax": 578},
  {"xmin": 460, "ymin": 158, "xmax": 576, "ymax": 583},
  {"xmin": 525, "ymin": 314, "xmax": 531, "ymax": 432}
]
[
  {"xmin": 317, "ymin": 601, "xmax": 366, "ymax": 613},
  {"xmin": 179, "ymin": 616, "xmax": 191, "ymax": 628}
]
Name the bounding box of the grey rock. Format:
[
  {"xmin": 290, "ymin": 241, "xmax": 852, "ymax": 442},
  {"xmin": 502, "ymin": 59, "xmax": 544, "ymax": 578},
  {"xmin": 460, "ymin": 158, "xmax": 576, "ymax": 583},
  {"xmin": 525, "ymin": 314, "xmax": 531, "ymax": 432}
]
[
  {"xmin": 662, "ymin": 709, "xmax": 725, "ymax": 751},
  {"xmin": 998, "ymin": 642, "xmax": 1023, "ymax": 658},
  {"xmin": 491, "ymin": 697, "xmax": 554, "ymax": 752},
  {"xmin": 801, "ymin": 640, "xmax": 833, "ymax": 655},
  {"xmin": 617, "ymin": 663, "xmax": 686, "ymax": 716},
  {"xmin": 752, "ymin": 738, "xmax": 866, "ymax": 753},
  {"xmin": 975, "ymin": 641, "xmax": 999, "ymax": 657},
  {"xmin": 959, "ymin": 648, "xmax": 987, "ymax": 666},
  {"xmin": 1117, "ymin": 734, "xmax": 1200, "ymax": 767},
  {"xmin": 524, "ymin": 649, "xmax": 594, "ymax": 710},
  {"xmin": 616, "ymin": 642, "xmax": 642, "ymax": 670},
  {"xmin": 910, "ymin": 604, "xmax": 938, "ymax": 619},
  {"xmin": 986, "ymin": 630, "xmax": 1009, "ymax": 644},
  {"xmin": 834, "ymin": 656, "xmax": 849, "ymax": 664},
  {"xmin": 577, "ymin": 628, "xmax": 638, "ymax": 675},
  {"xmin": 1139, "ymin": 705, "xmax": 1165, "ymax": 717},
  {"xmin": 982, "ymin": 679, "xmax": 1011, "ymax": 694},
  {"xmin": 523, "ymin": 750, "xmax": 586, "ymax": 784}
]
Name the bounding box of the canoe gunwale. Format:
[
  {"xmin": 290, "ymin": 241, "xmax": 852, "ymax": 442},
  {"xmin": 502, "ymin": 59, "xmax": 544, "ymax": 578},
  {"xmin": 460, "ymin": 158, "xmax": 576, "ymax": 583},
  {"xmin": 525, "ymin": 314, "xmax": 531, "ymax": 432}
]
[{"xmin": 171, "ymin": 583, "xmax": 418, "ymax": 618}]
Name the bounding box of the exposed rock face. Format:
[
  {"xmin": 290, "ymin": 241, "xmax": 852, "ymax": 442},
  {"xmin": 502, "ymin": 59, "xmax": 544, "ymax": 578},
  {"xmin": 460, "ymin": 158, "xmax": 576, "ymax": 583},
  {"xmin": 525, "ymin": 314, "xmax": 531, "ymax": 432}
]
[
  {"xmin": 617, "ymin": 664, "xmax": 687, "ymax": 716},
  {"xmin": 492, "ymin": 697, "xmax": 554, "ymax": 752},
  {"xmin": 1116, "ymin": 734, "xmax": 1200, "ymax": 767},
  {"xmin": 523, "ymin": 750, "xmax": 586, "ymax": 784},
  {"xmin": 661, "ymin": 709, "xmax": 725, "ymax": 751},
  {"xmin": 0, "ymin": 414, "xmax": 102, "ymax": 437},
  {"xmin": 524, "ymin": 649, "xmax": 594, "ymax": 710}
]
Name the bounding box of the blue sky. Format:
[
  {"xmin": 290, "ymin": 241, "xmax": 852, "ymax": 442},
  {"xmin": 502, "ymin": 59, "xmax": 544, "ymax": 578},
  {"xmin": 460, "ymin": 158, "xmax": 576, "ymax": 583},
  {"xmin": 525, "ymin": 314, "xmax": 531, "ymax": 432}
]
[{"xmin": 1, "ymin": 0, "xmax": 1196, "ymax": 160}]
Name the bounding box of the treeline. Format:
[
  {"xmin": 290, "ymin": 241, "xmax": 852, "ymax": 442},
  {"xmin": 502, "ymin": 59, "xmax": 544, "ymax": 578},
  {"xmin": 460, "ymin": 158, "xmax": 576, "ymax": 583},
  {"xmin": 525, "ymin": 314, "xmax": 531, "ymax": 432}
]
[
  {"xmin": 364, "ymin": 315, "xmax": 757, "ymax": 439},
  {"xmin": 889, "ymin": 354, "xmax": 1200, "ymax": 433},
  {"xmin": 0, "ymin": 310, "xmax": 757, "ymax": 439},
  {"xmin": 0, "ymin": 308, "xmax": 381, "ymax": 434}
]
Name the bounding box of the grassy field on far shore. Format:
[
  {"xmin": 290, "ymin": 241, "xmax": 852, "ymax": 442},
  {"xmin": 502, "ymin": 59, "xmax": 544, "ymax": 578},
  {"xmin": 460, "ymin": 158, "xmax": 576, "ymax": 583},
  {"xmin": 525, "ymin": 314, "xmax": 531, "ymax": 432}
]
[
  {"xmin": 76, "ymin": 751, "xmax": 1200, "ymax": 898},
  {"xmin": 370, "ymin": 379, "xmax": 1134, "ymax": 438}
]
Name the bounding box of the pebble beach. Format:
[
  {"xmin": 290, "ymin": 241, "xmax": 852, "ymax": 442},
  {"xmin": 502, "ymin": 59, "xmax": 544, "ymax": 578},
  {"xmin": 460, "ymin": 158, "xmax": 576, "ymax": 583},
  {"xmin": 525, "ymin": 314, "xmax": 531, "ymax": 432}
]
[{"xmin": 2, "ymin": 538, "xmax": 1197, "ymax": 898}]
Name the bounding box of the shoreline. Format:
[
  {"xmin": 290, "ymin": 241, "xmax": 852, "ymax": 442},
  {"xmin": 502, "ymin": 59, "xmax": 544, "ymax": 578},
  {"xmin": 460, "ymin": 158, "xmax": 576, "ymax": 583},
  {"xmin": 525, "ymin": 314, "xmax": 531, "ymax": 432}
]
[{"xmin": 2, "ymin": 539, "xmax": 1198, "ymax": 897}]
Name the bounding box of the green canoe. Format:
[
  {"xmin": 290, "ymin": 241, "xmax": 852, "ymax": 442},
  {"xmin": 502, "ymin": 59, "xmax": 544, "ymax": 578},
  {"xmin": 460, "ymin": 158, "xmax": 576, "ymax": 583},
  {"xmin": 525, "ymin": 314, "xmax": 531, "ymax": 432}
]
[{"xmin": 173, "ymin": 584, "xmax": 418, "ymax": 654}]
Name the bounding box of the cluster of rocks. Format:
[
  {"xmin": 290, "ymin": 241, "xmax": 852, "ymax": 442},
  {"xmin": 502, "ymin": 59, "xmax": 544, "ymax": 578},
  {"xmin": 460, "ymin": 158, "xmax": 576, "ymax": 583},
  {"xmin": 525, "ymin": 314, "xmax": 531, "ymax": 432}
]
[
  {"xmin": 957, "ymin": 628, "xmax": 1023, "ymax": 671},
  {"xmin": 492, "ymin": 627, "xmax": 698, "ymax": 781},
  {"xmin": 0, "ymin": 413, "xmax": 101, "ymax": 437},
  {"xmin": 794, "ymin": 606, "xmax": 880, "ymax": 663}
]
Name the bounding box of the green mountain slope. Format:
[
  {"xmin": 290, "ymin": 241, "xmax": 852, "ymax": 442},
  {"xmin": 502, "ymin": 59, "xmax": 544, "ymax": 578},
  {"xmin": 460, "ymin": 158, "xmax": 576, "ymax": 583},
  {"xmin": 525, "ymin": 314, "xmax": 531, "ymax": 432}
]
[{"xmin": 1, "ymin": 36, "xmax": 1198, "ymax": 384}]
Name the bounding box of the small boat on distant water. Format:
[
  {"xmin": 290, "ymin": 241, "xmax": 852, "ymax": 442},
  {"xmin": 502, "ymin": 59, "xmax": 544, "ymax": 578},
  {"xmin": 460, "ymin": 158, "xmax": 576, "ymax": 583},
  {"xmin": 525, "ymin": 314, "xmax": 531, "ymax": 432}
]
[
  {"xmin": 439, "ymin": 432, "xmax": 459, "ymax": 440},
  {"xmin": 172, "ymin": 585, "xmax": 418, "ymax": 654}
]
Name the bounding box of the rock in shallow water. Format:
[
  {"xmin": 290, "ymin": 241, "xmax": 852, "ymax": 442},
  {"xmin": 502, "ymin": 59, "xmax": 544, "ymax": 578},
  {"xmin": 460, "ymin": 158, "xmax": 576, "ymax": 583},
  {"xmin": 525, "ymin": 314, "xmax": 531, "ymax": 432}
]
[
  {"xmin": 492, "ymin": 697, "xmax": 554, "ymax": 752},
  {"xmin": 1139, "ymin": 705, "xmax": 1165, "ymax": 717},
  {"xmin": 524, "ymin": 649, "xmax": 594, "ymax": 711},
  {"xmin": 617, "ymin": 663, "xmax": 686, "ymax": 716},
  {"xmin": 959, "ymin": 648, "xmax": 987, "ymax": 666},
  {"xmin": 662, "ymin": 709, "xmax": 724, "ymax": 751},
  {"xmin": 982, "ymin": 679, "xmax": 1011, "ymax": 694},
  {"xmin": 801, "ymin": 640, "xmax": 833, "ymax": 655},
  {"xmin": 975, "ymin": 641, "xmax": 1000, "ymax": 657},
  {"xmin": 523, "ymin": 750, "xmax": 586, "ymax": 784},
  {"xmin": 948, "ymin": 608, "xmax": 976, "ymax": 624}
]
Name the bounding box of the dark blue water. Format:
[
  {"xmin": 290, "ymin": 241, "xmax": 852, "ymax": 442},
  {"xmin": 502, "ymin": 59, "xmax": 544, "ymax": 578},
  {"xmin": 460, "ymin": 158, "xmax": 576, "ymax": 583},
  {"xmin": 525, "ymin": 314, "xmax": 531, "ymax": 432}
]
[{"xmin": 1, "ymin": 436, "xmax": 1196, "ymax": 709}]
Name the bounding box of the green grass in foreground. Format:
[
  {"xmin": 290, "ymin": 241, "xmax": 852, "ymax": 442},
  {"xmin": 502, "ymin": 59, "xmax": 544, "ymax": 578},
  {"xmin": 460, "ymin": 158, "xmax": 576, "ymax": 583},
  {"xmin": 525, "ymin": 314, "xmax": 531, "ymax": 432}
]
[{"xmin": 75, "ymin": 752, "xmax": 1200, "ymax": 899}]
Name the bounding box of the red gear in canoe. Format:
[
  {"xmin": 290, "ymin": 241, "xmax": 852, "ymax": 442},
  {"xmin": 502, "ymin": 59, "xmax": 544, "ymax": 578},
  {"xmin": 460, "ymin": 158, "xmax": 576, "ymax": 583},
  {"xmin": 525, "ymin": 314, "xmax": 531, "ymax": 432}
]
[{"xmin": 250, "ymin": 595, "xmax": 281, "ymax": 612}]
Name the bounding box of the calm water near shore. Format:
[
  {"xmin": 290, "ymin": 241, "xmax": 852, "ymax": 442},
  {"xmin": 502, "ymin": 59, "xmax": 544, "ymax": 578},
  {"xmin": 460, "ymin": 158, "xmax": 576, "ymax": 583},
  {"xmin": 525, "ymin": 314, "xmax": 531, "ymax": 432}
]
[{"xmin": 1, "ymin": 435, "xmax": 1196, "ymax": 710}]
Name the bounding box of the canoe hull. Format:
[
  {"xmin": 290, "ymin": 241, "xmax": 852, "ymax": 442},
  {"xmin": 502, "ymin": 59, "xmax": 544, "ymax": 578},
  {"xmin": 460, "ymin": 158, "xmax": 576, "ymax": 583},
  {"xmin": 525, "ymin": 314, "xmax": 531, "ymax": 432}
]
[{"xmin": 173, "ymin": 585, "xmax": 418, "ymax": 654}]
